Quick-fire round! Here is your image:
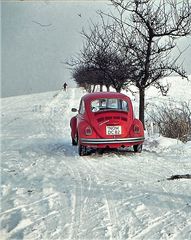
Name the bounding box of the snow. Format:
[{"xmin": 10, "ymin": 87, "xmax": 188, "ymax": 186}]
[{"xmin": 1, "ymin": 77, "xmax": 191, "ymax": 240}]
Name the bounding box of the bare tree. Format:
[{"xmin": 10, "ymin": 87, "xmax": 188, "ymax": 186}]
[
  {"xmin": 72, "ymin": 65, "xmax": 105, "ymax": 92},
  {"xmin": 107, "ymin": 0, "xmax": 191, "ymax": 127},
  {"xmin": 70, "ymin": 19, "xmax": 134, "ymax": 92}
]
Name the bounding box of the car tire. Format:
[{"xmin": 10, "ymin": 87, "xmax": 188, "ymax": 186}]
[
  {"xmin": 133, "ymin": 144, "xmax": 142, "ymax": 153},
  {"xmin": 78, "ymin": 144, "xmax": 87, "ymax": 156},
  {"xmin": 72, "ymin": 138, "xmax": 77, "ymax": 145},
  {"xmin": 72, "ymin": 135, "xmax": 78, "ymax": 146}
]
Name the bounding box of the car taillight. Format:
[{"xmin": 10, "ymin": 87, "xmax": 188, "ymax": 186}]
[
  {"xmin": 134, "ymin": 124, "xmax": 140, "ymax": 134},
  {"xmin": 85, "ymin": 126, "xmax": 92, "ymax": 136}
]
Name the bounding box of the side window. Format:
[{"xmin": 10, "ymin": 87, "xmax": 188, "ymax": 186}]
[
  {"xmin": 79, "ymin": 100, "xmax": 85, "ymax": 114},
  {"xmin": 121, "ymin": 100, "xmax": 129, "ymax": 111}
]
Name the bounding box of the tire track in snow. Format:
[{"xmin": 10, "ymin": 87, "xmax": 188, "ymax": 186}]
[
  {"xmin": 70, "ymin": 158, "xmax": 84, "ymax": 240},
  {"xmin": 84, "ymin": 157, "xmax": 121, "ymax": 240},
  {"xmin": 44, "ymin": 145, "xmax": 84, "ymax": 240},
  {"xmin": 76, "ymin": 157, "xmax": 108, "ymax": 239},
  {"xmin": 67, "ymin": 155, "xmax": 114, "ymax": 239},
  {"xmin": 52, "ymin": 150, "xmax": 97, "ymax": 240},
  {"xmin": 52, "ymin": 148, "xmax": 117, "ymax": 239},
  {"xmin": 65, "ymin": 158, "xmax": 98, "ymax": 239}
]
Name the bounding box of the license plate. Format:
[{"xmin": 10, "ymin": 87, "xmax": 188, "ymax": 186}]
[{"xmin": 106, "ymin": 126, "xmax": 122, "ymax": 135}]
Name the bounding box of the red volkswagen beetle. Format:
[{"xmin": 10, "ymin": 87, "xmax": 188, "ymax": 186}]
[{"xmin": 70, "ymin": 92, "xmax": 144, "ymax": 156}]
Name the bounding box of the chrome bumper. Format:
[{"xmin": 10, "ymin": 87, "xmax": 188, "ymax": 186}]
[{"xmin": 81, "ymin": 137, "xmax": 145, "ymax": 145}]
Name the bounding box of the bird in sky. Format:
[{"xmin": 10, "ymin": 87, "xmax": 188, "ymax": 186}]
[{"xmin": 32, "ymin": 20, "xmax": 52, "ymax": 27}]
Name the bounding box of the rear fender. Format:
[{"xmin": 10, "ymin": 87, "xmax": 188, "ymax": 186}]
[
  {"xmin": 70, "ymin": 116, "xmax": 77, "ymax": 139},
  {"xmin": 77, "ymin": 119, "xmax": 96, "ymax": 142},
  {"xmin": 129, "ymin": 119, "xmax": 144, "ymax": 138}
]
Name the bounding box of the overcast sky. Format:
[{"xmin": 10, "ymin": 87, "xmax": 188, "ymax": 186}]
[{"xmin": 1, "ymin": 0, "xmax": 191, "ymax": 98}]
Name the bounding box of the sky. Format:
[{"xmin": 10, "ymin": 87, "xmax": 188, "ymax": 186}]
[{"xmin": 1, "ymin": 0, "xmax": 191, "ymax": 98}]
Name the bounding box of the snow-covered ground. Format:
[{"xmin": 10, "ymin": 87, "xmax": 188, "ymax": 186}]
[{"xmin": 1, "ymin": 77, "xmax": 191, "ymax": 240}]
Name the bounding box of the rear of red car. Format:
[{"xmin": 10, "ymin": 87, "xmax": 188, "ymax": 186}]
[{"xmin": 75, "ymin": 92, "xmax": 144, "ymax": 155}]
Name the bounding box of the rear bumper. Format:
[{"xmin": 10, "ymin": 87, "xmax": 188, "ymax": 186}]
[{"xmin": 81, "ymin": 137, "xmax": 145, "ymax": 145}]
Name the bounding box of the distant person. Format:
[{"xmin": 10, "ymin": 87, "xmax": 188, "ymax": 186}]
[{"xmin": 63, "ymin": 82, "xmax": 68, "ymax": 91}]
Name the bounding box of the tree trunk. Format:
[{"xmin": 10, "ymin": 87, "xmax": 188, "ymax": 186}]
[
  {"xmin": 139, "ymin": 88, "xmax": 145, "ymax": 129},
  {"xmin": 92, "ymin": 85, "xmax": 96, "ymax": 92},
  {"xmin": 106, "ymin": 85, "xmax": 110, "ymax": 92},
  {"xmin": 116, "ymin": 87, "xmax": 121, "ymax": 92}
]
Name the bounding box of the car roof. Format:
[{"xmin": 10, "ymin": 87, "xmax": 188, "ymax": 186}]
[{"xmin": 82, "ymin": 91, "xmax": 130, "ymax": 101}]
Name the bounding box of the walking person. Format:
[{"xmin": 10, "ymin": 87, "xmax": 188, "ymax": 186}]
[{"xmin": 63, "ymin": 82, "xmax": 68, "ymax": 91}]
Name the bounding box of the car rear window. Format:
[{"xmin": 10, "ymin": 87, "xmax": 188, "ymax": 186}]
[{"xmin": 91, "ymin": 98, "xmax": 128, "ymax": 112}]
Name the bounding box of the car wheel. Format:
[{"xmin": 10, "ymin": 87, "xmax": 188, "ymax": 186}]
[
  {"xmin": 78, "ymin": 144, "xmax": 87, "ymax": 156},
  {"xmin": 72, "ymin": 135, "xmax": 78, "ymax": 146},
  {"xmin": 133, "ymin": 144, "xmax": 142, "ymax": 153},
  {"xmin": 72, "ymin": 138, "xmax": 77, "ymax": 145}
]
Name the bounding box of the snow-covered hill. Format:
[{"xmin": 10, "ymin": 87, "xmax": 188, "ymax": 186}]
[{"xmin": 1, "ymin": 77, "xmax": 191, "ymax": 240}]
